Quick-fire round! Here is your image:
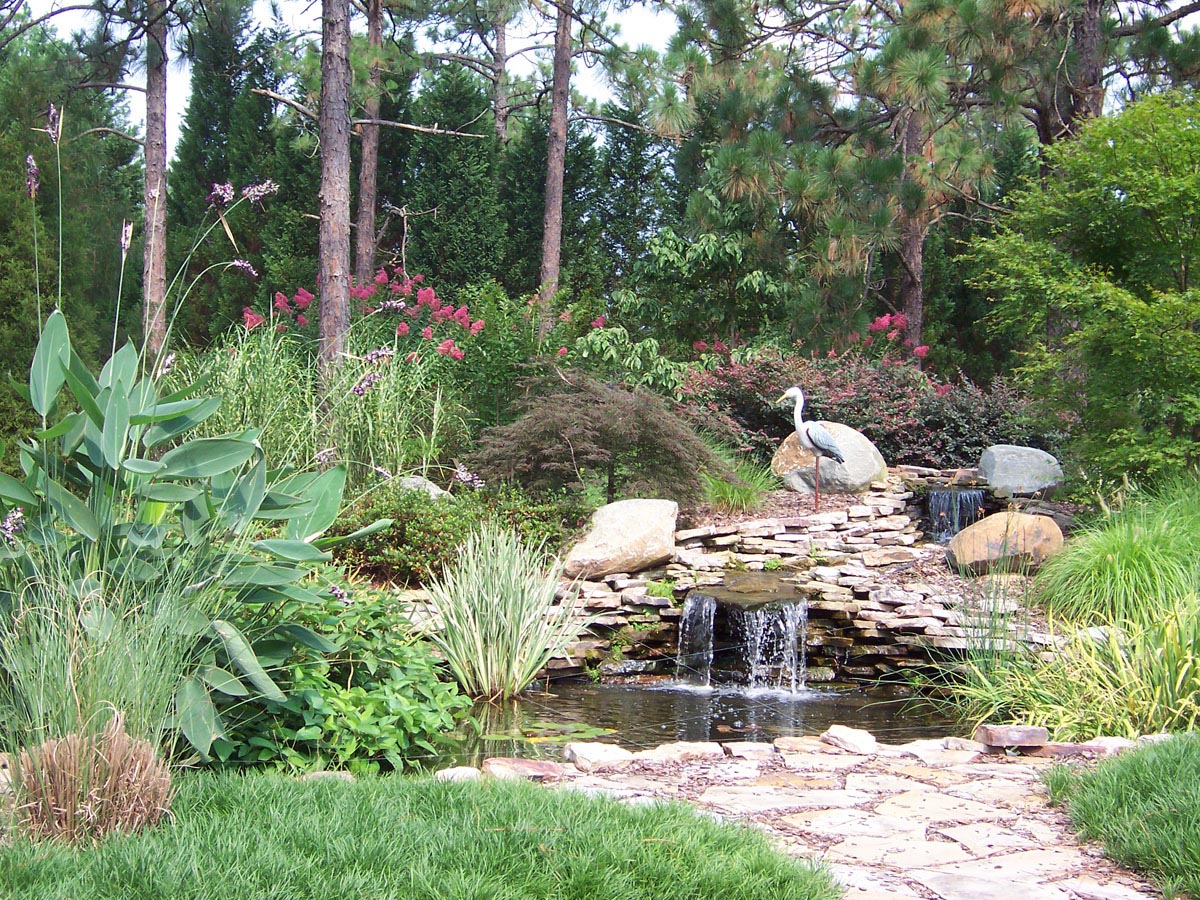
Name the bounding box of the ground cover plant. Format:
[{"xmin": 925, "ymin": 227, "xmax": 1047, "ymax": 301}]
[
  {"xmin": 1045, "ymin": 733, "xmax": 1200, "ymax": 899},
  {"xmin": 0, "ymin": 772, "xmax": 840, "ymax": 900},
  {"xmin": 331, "ymin": 480, "xmax": 588, "ymax": 585}
]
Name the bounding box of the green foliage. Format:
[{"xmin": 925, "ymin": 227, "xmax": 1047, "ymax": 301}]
[
  {"xmin": 471, "ymin": 371, "xmax": 733, "ymax": 506},
  {"xmin": 1046, "ymin": 735, "xmax": 1200, "ymax": 899},
  {"xmin": 0, "ymin": 312, "xmax": 378, "ymax": 761},
  {"xmin": 330, "ymin": 481, "xmax": 587, "ymax": 586},
  {"xmin": 678, "ymin": 348, "xmax": 1045, "ymax": 467},
  {"xmin": 173, "ymin": 308, "xmax": 470, "ymax": 485},
  {"xmin": 976, "ymin": 92, "xmax": 1200, "ymax": 481},
  {"xmin": 425, "ymin": 523, "xmax": 587, "ymax": 700},
  {"xmin": 703, "ymin": 458, "xmax": 777, "ymax": 515},
  {"xmin": 217, "ymin": 588, "xmax": 470, "ymax": 771},
  {"xmin": 1035, "ymin": 475, "xmax": 1200, "ymax": 624},
  {"xmin": 570, "ymin": 325, "xmax": 692, "ymax": 396},
  {"xmin": 406, "ymin": 67, "xmax": 506, "ymax": 291},
  {"xmin": 0, "ymin": 772, "xmax": 841, "ymax": 900}
]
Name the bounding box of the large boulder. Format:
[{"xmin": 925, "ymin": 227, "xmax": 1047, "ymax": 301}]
[
  {"xmin": 947, "ymin": 510, "xmax": 1064, "ymax": 575},
  {"xmin": 770, "ymin": 425, "xmax": 887, "ymax": 495},
  {"xmin": 563, "ymin": 499, "xmax": 678, "ymax": 578},
  {"xmin": 979, "ymin": 445, "xmax": 1064, "ymax": 497}
]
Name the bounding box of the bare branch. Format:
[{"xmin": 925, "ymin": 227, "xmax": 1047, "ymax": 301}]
[
  {"xmin": 252, "ymin": 87, "xmax": 317, "ymax": 120},
  {"xmin": 75, "ymin": 81, "xmax": 147, "ymax": 93},
  {"xmin": 72, "ymin": 126, "xmax": 144, "ymax": 147},
  {"xmin": 1113, "ymin": 0, "xmax": 1200, "ymax": 37},
  {"xmin": 353, "ymin": 117, "xmax": 487, "ymax": 138}
]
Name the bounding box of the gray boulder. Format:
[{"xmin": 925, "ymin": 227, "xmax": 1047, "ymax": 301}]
[
  {"xmin": 979, "ymin": 445, "xmax": 1064, "ymax": 497},
  {"xmin": 397, "ymin": 475, "xmax": 449, "ymax": 500},
  {"xmin": 563, "ymin": 499, "xmax": 679, "ymax": 578},
  {"xmin": 771, "ymin": 424, "xmax": 887, "ymax": 495}
]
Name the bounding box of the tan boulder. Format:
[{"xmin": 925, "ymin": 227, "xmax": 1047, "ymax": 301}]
[
  {"xmin": 563, "ymin": 499, "xmax": 678, "ymax": 579},
  {"xmin": 771, "ymin": 425, "xmax": 887, "ymax": 495},
  {"xmin": 947, "ymin": 511, "xmax": 1064, "ymax": 575}
]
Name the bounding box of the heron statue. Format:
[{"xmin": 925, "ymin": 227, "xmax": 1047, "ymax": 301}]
[{"xmin": 777, "ymin": 386, "xmax": 846, "ymax": 511}]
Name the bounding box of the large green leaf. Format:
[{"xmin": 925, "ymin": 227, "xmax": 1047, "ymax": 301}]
[
  {"xmin": 273, "ymin": 623, "xmax": 338, "ymax": 653},
  {"xmin": 33, "ymin": 412, "xmax": 82, "ymax": 441},
  {"xmin": 44, "ymin": 479, "xmax": 100, "ymax": 541},
  {"xmin": 130, "ymin": 397, "xmax": 216, "ymax": 425},
  {"xmin": 0, "ymin": 473, "xmax": 37, "ymax": 506},
  {"xmin": 285, "ymin": 464, "xmax": 347, "ymax": 542},
  {"xmin": 98, "ymin": 341, "xmax": 139, "ymax": 390},
  {"xmin": 123, "ymin": 458, "xmax": 165, "ymax": 476},
  {"xmin": 101, "ymin": 389, "xmax": 131, "ymax": 470},
  {"xmin": 222, "ymin": 459, "xmax": 266, "ymax": 533},
  {"xmin": 200, "ymin": 665, "xmax": 249, "ymax": 697},
  {"xmin": 63, "ymin": 365, "xmax": 104, "ymax": 428},
  {"xmin": 160, "ymin": 438, "xmax": 258, "ymax": 479},
  {"xmin": 137, "ymin": 482, "xmax": 200, "ymax": 502},
  {"xmin": 222, "ymin": 563, "xmax": 305, "ymax": 587},
  {"xmin": 176, "ymin": 676, "xmax": 222, "ymax": 759},
  {"xmin": 142, "ymin": 398, "xmax": 223, "ymax": 448},
  {"xmin": 29, "ymin": 311, "xmax": 70, "ymax": 417},
  {"xmin": 313, "ymin": 518, "xmax": 394, "ymax": 550},
  {"xmin": 211, "ymin": 620, "xmax": 285, "ymax": 703},
  {"xmin": 252, "ymin": 539, "xmax": 332, "ymax": 563}
]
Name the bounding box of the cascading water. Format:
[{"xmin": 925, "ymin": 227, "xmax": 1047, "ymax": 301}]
[
  {"xmin": 728, "ymin": 601, "xmax": 808, "ymax": 692},
  {"xmin": 675, "ymin": 592, "xmax": 717, "ymax": 686},
  {"xmin": 675, "ymin": 578, "xmax": 808, "ymax": 693},
  {"xmin": 927, "ymin": 487, "xmax": 986, "ymax": 542}
]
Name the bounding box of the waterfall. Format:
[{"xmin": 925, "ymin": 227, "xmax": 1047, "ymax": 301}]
[
  {"xmin": 927, "ymin": 487, "xmax": 986, "ymax": 542},
  {"xmin": 675, "ymin": 592, "xmax": 717, "ymax": 687},
  {"xmin": 729, "ymin": 602, "xmax": 808, "ymax": 692}
]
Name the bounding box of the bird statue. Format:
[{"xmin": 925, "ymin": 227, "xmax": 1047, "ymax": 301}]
[{"xmin": 777, "ymin": 386, "xmax": 846, "ymax": 512}]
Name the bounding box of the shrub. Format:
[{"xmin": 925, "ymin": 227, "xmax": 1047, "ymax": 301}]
[
  {"xmin": 471, "ymin": 371, "xmax": 731, "ymax": 506},
  {"xmin": 679, "ymin": 348, "xmax": 1047, "ymax": 468},
  {"xmin": 703, "ymin": 459, "xmax": 778, "ymax": 514},
  {"xmin": 14, "ymin": 714, "xmax": 171, "ymax": 846},
  {"xmin": 331, "ymin": 481, "xmax": 589, "ymax": 586},
  {"xmin": 425, "ymin": 523, "xmax": 588, "ymax": 700},
  {"xmin": 218, "ymin": 588, "xmax": 471, "ymax": 772}
]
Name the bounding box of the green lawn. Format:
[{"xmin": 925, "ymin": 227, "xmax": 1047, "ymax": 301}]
[
  {"xmin": 1046, "ymin": 733, "xmax": 1200, "ymax": 899},
  {"xmin": 0, "ymin": 771, "xmax": 838, "ymax": 900}
]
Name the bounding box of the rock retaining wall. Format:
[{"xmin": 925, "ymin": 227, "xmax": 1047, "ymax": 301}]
[{"xmin": 555, "ymin": 472, "xmax": 1052, "ymax": 682}]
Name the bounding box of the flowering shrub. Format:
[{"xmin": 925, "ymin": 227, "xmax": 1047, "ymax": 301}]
[{"xmin": 680, "ymin": 347, "xmax": 1050, "ymax": 468}]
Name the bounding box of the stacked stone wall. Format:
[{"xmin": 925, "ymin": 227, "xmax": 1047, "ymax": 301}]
[{"xmin": 555, "ymin": 472, "xmax": 1051, "ymax": 681}]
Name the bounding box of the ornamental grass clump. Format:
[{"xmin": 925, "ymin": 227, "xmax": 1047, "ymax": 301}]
[
  {"xmin": 14, "ymin": 713, "xmax": 172, "ymax": 846},
  {"xmin": 1035, "ymin": 474, "xmax": 1200, "ymax": 625},
  {"xmin": 424, "ymin": 524, "xmax": 587, "ymax": 700}
]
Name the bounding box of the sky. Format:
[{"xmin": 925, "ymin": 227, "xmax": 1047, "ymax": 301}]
[{"xmin": 25, "ymin": 0, "xmax": 677, "ymax": 157}]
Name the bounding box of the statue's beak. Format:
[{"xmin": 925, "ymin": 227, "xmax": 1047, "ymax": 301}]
[{"xmin": 776, "ymin": 393, "xmax": 788, "ymax": 404}]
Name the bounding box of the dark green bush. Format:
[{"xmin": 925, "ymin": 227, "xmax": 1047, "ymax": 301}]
[
  {"xmin": 679, "ymin": 349, "xmax": 1051, "ymax": 469},
  {"xmin": 330, "ymin": 481, "xmax": 589, "ymax": 586},
  {"xmin": 470, "ymin": 371, "xmax": 732, "ymax": 506},
  {"xmin": 219, "ymin": 587, "xmax": 471, "ymax": 772}
]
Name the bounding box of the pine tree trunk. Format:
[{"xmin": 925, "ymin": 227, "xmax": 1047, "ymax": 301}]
[
  {"xmin": 354, "ymin": 0, "xmax": 383, "ymax": 286},
  {"xmin": 319, "ymin": 0, "xmax": 353, "ymax": 377},
  {"xmin": 142, "ymin": 0, "xmax": 169, "ymax": 359},
  {"xmin": 899, "ymin": 112, "xmax": 925, "ymax": 351},
  {"xmin": 538, "ymin": 0, "xmax": 572, "ymax": 332},
  {"xmin": 493, "ymin": 11, "xmax": 510, "ymax": 145}
]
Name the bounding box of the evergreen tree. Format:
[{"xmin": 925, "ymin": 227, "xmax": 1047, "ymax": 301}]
[{"xmin": 404, "ymin": 66, "xmax": 505, "ymax": 289}]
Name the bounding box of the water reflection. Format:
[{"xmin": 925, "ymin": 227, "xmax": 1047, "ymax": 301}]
[{"xmin": 441, "ymin": 678, "xmax": 960, "ymax": 767}]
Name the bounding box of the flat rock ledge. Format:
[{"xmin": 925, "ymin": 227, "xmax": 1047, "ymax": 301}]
[{"xmin": 437, "ymin": 727, "xmax": 1167, "ymax": 900}]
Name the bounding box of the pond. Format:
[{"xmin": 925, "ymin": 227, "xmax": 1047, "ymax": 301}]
[{"xmin": 443, "ymin": 677, "xmax": 962, "ymax": 767}]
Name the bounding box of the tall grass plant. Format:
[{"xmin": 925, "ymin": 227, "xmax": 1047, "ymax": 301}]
[
  {"xmin": 1035, "ymin": 473, "xmax": 1200, "ymax": 625},
  {"xmin": 424, "ymin": 524, "xmax": 588, "ymax": 700}
]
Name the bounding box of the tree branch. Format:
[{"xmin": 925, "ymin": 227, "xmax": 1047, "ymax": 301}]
[
  {"xmin": 75, "ymin": 81, "xmax": 147, "ymax": 93},
  {"xmin": 353, "ymin": 117, "xmax": 487, "ymax": 138},
  {"xmin": 1113, "ymin": 0, "xmax": 1200, "ymax": 37},
  {"xmin": 72, "ymin": 126, "xmax": 144, "ymax": 147}
]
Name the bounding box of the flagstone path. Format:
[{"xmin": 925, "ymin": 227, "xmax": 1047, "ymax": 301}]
[{"xmin": 467, "ymin": 734, "xmax": 1162, "ymax": 900}]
